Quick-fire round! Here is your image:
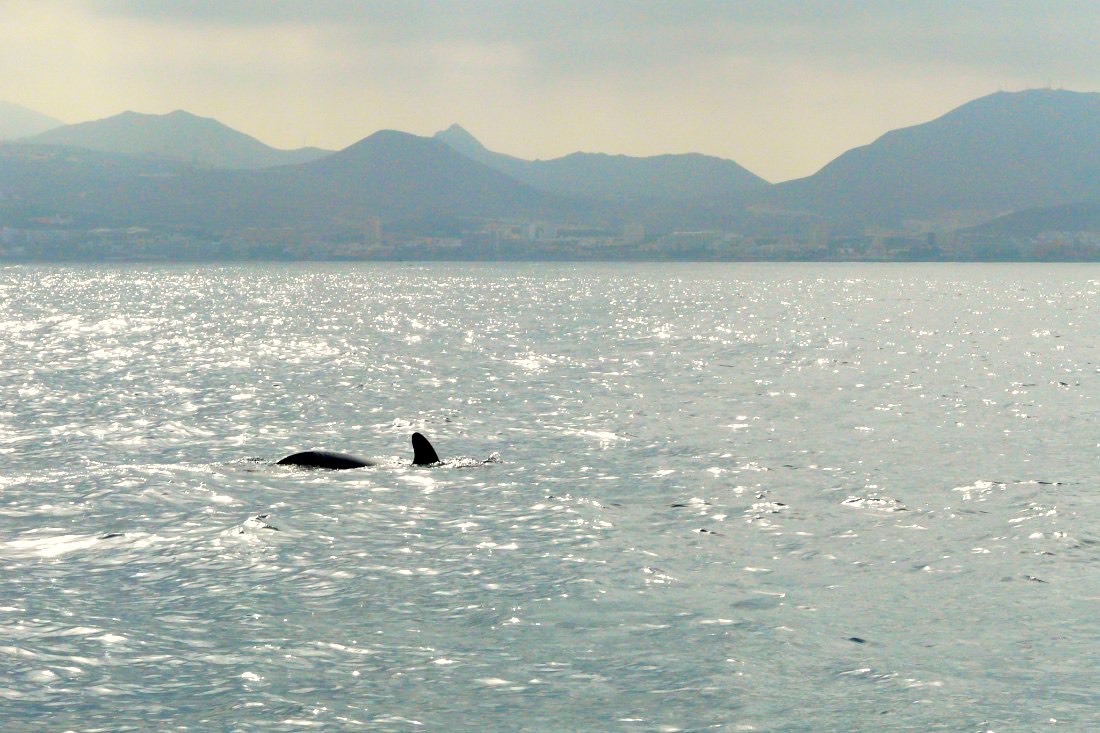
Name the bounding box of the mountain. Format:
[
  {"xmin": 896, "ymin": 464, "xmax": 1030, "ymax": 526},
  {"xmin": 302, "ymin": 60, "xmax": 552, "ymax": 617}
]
[
  {"xmin": 0, "ymin": 143, "xmax": 197, "ymax": 227},
  {"xmin": 773, "ymin": 89, "xmax": 1100, "ymax": 227},
  {"xmin": 10, "ymin": 89, "xmax": 1100, "ymax": 256},
  {"xmin": 967, "ymin": 199, "xmax": 1100, "ymax": 238},
  {"xmin": 195, "ymin": 129, "xmax": 582, "ymax": 228},
  {"xmin": 289, "ymin": 129, "xmax": 575, "ymax": 220},
  {"xmin": 0, "ymin": 101, "xmax": 64, "ymax": 140},
  {"xmin": 433, "ymin": 124, "xmax": 530, "ymax": 178},
  {"xmin": 25, "ymin": 110, "xmax": 331, "ymax": 169},
  {"xmin": 0, "ymin": 130, "xmax": 579, "ymax": 231},
  {"xmin": 434, "ymin": 124, "xmax": 769, "ymax": 201}
]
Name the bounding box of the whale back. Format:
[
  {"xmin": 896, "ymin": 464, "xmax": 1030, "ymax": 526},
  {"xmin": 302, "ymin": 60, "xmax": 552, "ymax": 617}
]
[
  {"xmin": 277, "ymin": 450, "xmax": 373, "ymax": 469},
  {"xmin": 411, "ymin": 432, "xmax": 440, "ymax": 465}
]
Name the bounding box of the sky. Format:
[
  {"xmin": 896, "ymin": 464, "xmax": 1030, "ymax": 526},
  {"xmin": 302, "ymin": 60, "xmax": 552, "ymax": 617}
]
[{"xmin": 3, "ymin": 1, "xmax": 1099, "ymax": 182}]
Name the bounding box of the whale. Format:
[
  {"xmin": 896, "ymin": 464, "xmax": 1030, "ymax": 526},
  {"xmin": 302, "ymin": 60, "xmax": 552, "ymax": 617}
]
[
  {"xmin": 276, "ymin": 450, "xmax": 374, "ymax": 469},
  {"xmin": 277, "ymin": 432, "xmax": 441, "ymax": 469}
]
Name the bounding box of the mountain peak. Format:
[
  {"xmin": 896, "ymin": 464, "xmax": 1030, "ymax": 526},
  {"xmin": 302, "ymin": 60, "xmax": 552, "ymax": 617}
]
[
  {"xmin": 165, "ymin": 109, "xmax": 202, "ymax": 120},
  {"xmin": 433, "ymin": 123, "xmax": 486, "ymax": 154},
  {"xmin": 776, "ymin": 86, "xmax": 1100, "ymax": 226},
  {"xmin": 25, "ymin": 109, "xmax": 331, "ymax": 169},
  {"xmin": 947, "ymin": 88, "xmax": 1100, "ymax": 118},
  {"xmin": 114, "ymin": 109, "xmax": 213, "ymax": 125},
  {"xmin": 0, "ymin": 100, "xmax": 65, "ymax": 139},
  {"xmin": 434, "ymin": 122, "xmax": 768, "ymax": 199}
]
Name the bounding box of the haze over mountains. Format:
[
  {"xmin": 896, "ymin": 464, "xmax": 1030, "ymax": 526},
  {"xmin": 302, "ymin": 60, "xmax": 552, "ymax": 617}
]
[
  {"xmin": 0, "ymin": 101, "xmax": 64, "ymax": 140},
  {"xmin": 26, "ymin": 110, "xmax": 330, "ymax": 169},
  {"xmin": 3, "ymin": 88, "xmax": 1100, "ymax": 256},
  {"xmin": 773, "ymin": 89, "xmax": 1100, "ymax": 228},
  {"xmin": 178, "ymin": 130, "xmax": 579, "ymax": 228},
  {"xmin": 433, "ymin": 123, "xmax": 769, "ymax": 201}
]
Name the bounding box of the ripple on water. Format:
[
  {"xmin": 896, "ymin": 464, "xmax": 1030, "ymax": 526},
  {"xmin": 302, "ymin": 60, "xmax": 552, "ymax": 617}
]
[{"xmin": 1, "ymin": 264, "xmax": 1098, "ymax": 730}]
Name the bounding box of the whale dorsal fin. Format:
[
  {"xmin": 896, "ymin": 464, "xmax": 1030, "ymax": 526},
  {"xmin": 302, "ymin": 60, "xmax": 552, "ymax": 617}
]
[{"xmin": 411, "ymin": 432, "xmax": 440, "ymax": 465}]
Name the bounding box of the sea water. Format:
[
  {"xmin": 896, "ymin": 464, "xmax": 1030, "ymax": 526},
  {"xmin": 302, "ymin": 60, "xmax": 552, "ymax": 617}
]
[{"xmin": 0, "ymin": 262, "xmax": 1097, "ymax": 731}]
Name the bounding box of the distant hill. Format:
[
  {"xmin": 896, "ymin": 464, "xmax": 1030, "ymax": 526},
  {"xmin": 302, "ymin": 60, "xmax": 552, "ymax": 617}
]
[
  {"xmin": 773, "ymin": 89, "xmax": 1100, "ymax": 227},
  {"xmin": 434, "ymin": 124, "xmax": 769, "ymax": 201},
  {"xmin": 0, "ymin": 101, "xmax": 64, "ymax": 140},
  {"xmin": 26, "ymin": 110, "xmax": 331, "ymax": 169},
  {"xmin": 196, "ymin": 129, "xmax": 583, "ymax": 228},
  {"xmin": 0, "ymin": 130, "xmax": 579, "ymax": 231},
  {"xmin": 288, "ymin": 129, "xmax": 575, "ymax": 220},
  {"xmin": 968, "ymin": 199, "xmax": 1100, "ymax": 237},
  {"xmin": 0, "ymin": 143, "xmax": 196, "ymax": 227},
  {"xmin": 11, "ymin": 89, "xmax": 1100, "ymax": 254}
]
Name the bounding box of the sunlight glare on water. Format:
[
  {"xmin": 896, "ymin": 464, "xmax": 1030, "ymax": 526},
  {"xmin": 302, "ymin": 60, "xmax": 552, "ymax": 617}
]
[{"xmin": 0, "ymin": 262, "xmax": 1098, "ymax": 731}]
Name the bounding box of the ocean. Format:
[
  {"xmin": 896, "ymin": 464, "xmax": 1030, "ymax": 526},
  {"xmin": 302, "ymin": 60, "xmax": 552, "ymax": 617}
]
[{"xmin": 1, "ymin": 262, "xmax": 1097, "ymax": 731}]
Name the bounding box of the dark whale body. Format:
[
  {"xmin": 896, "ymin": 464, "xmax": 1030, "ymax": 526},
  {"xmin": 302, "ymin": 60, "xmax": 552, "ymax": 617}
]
[
  {"xmin": 276, "ymin": 450, "xmax": 374, "ymax": 469},
  {"xmin": 277, "ymin": 432, "xmax": 441, "ymax": 470}
]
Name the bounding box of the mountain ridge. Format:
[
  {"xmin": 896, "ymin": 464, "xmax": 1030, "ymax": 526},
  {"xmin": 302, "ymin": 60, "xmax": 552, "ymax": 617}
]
[
  {"xmin": 263, "ymin": 128, "xmax": 581, "ymax": 223},
  {"xmin": 0, "ymin": 128, "xmax": 580, "ymax": 231},
  {"xmin": 773, "ymin": 88, "xmax": 1100, "ymax": 227},
  {"xmin": 433, "ymin": 124, "xmax": 770, "ymax": 201},
  {"xmin": 6, "ymin": 89, "xmax": 1100, "ymax": 256},
  {"xmin": 26, "ymin": 109, "xmax": 332, "ymax": 169},
  {"xmin": 0, "ymin": 101, "xmax": 65, "ymax": 140}
]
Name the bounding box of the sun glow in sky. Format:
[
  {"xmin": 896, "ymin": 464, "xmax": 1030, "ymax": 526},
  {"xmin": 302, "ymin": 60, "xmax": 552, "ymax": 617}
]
[{"xmin": 3, "ymin": 1, "xmax": 1097, "ymax": 182}]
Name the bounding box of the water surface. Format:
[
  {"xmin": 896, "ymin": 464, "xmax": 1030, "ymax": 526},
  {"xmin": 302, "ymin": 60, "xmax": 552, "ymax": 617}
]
[{"xmin": 1, "ymin": 263, "xmax": 1097, "ymax": 731}]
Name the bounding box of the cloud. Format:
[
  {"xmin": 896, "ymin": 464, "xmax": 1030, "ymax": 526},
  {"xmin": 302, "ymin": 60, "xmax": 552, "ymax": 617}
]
[{"xmin": 81, "ymin": 1, "xmax": 1100, "ymax": 73}]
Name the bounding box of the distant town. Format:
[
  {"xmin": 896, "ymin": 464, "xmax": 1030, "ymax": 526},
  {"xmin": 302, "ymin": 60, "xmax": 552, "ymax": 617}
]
[{"xmin": 3, "ymin": 216, "xmax": 1098, "ymax": 262}]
